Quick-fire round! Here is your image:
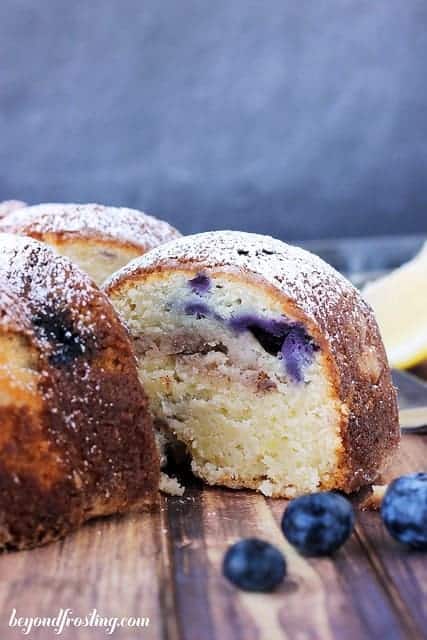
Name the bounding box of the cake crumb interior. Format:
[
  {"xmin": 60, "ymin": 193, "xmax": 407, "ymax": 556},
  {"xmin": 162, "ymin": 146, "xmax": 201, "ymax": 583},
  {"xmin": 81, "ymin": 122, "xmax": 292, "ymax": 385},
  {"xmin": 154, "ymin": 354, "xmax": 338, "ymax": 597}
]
[{"xmin": 113, "ymin": 272, "xmax": 344, "ymax": 497}]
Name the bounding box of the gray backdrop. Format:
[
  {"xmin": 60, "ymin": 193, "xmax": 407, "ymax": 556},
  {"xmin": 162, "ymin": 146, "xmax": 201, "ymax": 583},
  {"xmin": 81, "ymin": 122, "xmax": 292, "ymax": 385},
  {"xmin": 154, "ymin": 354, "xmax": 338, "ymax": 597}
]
[{"xmin": 1, "ymin": 1, "xmax": 427, "ymax": 240}]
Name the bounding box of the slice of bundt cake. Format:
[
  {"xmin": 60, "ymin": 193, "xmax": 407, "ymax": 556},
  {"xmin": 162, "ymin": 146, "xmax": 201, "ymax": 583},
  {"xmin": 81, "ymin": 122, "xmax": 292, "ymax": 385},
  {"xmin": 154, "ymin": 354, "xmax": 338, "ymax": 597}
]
[
  {"xmin": 0, "ymin": 202, "xmax": 181, "ymax": 285},
  {"xmin": 0, "ymin": 233, "xmax": 158, "ymax": 550},
  {"xmin": 105, "ymin": 231, "xmax": 399, "ymax": 498}
]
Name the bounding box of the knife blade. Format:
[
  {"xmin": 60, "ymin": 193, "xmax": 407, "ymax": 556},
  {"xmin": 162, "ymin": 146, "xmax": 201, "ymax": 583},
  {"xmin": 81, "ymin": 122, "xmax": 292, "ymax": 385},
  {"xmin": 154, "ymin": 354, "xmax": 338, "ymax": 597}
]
[{"xmin": 392, "ymin": 369, "xmax": 427, "ymax": 433}]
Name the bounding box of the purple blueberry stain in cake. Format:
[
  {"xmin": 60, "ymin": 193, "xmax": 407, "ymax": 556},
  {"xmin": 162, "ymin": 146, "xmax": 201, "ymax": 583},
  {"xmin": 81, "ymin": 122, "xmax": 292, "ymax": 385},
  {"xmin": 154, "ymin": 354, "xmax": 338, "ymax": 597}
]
[
  {"xmin": 32, "ymin": 307, "xmax": 94, "ymax": 366},
  {"xmin": 229, "ymin": 314, "xmax": 290, "ymax": 357},
  {"xmin": 188, "ymin": 273, "xmax": 211, "ymax": 296},
  {"xmin": 181, "ymin": 303, "xmax": 318, "ymax": 381},
  {"xmin": 184, "ymin": 301, "xmax": 210, "ymax": 319},
  {"xmin": 230, "ymin": 313, "xmax": 318, "ymax": 382},
  {"xmin": 280, "ymin": 327, "xmax": 318, "ymax": 382},
  {"xmin": 184, "ymin": 301, "xmax": 222, "ymax": 322}
]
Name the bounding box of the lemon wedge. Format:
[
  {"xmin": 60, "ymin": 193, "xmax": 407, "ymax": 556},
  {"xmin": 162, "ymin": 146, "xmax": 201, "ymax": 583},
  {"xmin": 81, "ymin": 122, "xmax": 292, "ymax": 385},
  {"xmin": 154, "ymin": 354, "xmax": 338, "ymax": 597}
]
[{"xmin": 363, "ymin": 242, "xmax": 427, "ymax": 369}]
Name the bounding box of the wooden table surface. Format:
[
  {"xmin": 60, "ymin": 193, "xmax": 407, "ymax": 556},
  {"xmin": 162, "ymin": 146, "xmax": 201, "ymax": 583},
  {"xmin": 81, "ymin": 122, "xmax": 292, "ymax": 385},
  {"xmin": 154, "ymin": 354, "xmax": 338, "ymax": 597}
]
[{"xmin": 0, "ymin": 370, "xmax": 426, "ymax": 640}]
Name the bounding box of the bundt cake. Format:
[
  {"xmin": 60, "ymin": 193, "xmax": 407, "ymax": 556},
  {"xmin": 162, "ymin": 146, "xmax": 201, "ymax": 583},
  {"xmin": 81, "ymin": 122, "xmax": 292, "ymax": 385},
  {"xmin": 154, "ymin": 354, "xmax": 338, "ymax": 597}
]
[
  {"xmin": 0, "ymin": 200, "xmax": 26, "ymax": 218},
  {"xmin": 0, "ymin": 203, "xmax": 180, "ymax": 285},
  {"xmin": 0, "ymin": 233, "xmax": 158, "ymax": 550},
  {"xmin": 105, "ymin": 231, "xmax": 400, "ymax": 498}
]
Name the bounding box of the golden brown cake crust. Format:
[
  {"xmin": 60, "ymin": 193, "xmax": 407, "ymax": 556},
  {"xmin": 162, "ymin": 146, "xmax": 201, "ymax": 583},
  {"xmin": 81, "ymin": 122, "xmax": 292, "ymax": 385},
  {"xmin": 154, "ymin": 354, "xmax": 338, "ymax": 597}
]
[
  {"xmin": 0, "ymin": 202, "xmax": 180, "ymax": 252},
  {"xmin": 0, "ymin": 233, "xmax": 159, "ymax": 550},
  {"xmin": 105, "ymin": 231, "xmax": 400, "ymax": 493}
]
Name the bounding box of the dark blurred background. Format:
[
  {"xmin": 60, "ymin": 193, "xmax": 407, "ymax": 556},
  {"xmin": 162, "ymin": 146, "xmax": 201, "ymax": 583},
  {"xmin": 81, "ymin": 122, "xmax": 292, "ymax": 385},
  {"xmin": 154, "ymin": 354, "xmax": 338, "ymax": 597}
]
[{"xmin": 1, "ymin": 1, "xmax": 427, "ymax": 240}]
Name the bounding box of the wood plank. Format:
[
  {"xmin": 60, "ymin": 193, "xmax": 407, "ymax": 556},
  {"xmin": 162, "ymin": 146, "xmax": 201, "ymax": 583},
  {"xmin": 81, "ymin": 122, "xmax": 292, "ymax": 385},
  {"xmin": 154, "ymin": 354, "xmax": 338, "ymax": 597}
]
[
  {"xmin": 355, "ymin": 433, "xmax": 427, "ymax": 640},
  {"xmin": 0, "ymin": 439, "xmax": 424, "ymax": 640},
  {"xmin": 0, "ymin": 509, "xmax": 165, "ymax": 640},
  {"xmin": 163, "ymin": 484, "xmax": 217, "ymax": 640},
  {"xmin": 163, "ymin": 483, "xmax": 408, "ymax": 640}
]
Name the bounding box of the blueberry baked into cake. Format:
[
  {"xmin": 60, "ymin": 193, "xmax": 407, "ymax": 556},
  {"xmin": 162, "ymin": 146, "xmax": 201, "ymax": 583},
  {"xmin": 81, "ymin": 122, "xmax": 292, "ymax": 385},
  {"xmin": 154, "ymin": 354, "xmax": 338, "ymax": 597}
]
[
  {"xmin": 0, "ymin": 233, "xmax": 158, "ymax": 549},
  {"xmin": 105, "ymin": 231, "xmax": 400, "ymax": 498},
  {"xmin": 0, "ymin": 202, "xmax": 180, "ymax": 285}
]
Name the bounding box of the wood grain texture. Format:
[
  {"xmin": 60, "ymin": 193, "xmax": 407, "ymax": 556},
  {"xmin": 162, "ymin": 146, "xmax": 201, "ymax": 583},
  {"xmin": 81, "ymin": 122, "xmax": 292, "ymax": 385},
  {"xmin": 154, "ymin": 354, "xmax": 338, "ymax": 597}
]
[
  {"xmin": 356, "ymin": 434, "xmax": 427, "ymax": 640},
  {"xmin": 0, "ymin": 376, "xmax": 426, "ymax": 639},
  {"xmin": 0, "ymin": 510, "xmax": 165, "ymax": 640}
]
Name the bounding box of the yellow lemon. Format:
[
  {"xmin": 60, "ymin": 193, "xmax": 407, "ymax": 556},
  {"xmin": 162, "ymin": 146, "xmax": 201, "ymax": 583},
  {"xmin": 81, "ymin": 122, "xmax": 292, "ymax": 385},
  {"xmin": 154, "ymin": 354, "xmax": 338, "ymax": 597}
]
[{"xmin": 363, "ymin": 242, "xmax": 427, "ymax": 369}]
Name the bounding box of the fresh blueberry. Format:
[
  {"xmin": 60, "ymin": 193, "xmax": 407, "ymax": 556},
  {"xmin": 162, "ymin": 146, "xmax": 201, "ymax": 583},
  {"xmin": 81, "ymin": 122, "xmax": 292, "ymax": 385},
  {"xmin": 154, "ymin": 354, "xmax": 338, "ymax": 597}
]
[
  {"xmin": 281, "ymin": 492, "xmax": 355, "ymax": 556},
  {"xmin": 223, "ymin": 538, "xmax": 286, "ymax": 592},
  {"xmin": 381, "ymin": 473, "xmax": 427, "ymax": 550}
]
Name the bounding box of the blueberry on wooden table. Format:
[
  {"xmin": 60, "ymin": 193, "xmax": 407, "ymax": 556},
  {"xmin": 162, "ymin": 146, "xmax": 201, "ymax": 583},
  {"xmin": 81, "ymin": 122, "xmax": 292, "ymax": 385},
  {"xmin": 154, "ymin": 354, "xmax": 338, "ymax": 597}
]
[
  {"xmin": 223, "ymin": 538, "xmax": 286, "ymax": 592},
  {"xmin": 281, "ymin": 492, "xmax": 355, "ymax": 556},
  {"xmin": 381, "ymin": 473, "xmax": 427, "ymax": 550}
]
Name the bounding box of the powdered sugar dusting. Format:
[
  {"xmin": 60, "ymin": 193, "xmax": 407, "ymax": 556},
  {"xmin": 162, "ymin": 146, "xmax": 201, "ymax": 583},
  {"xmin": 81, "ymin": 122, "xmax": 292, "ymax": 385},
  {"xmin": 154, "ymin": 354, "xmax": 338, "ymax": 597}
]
[
  {"xmin": 0, "ymin": 200, "xmax": 26, "ymax": 219},
  {"xmin": 105, "ymin": 230, "xmax": 369, "ymax": 339},
  {"xmin": 0, "ymin": 234, "xmax": 118, "ymax": 424},
  {"xmin": 0, "ymin": 232, "xmax": 159, "ymax": 548},
  {"xmin": 0, "ymin": 232, "xmax": 110, "ymax": 339},
  {"xmin": 0, "ymin": 231, "xmax": 154, "ymax": 475},
  {"xmin": 0, "ymin": 203, "xmax": 180, "ymax": 250},
  {"xmin": 106, "ymin": 230, "xmax": 399, "ymax": 492}
]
